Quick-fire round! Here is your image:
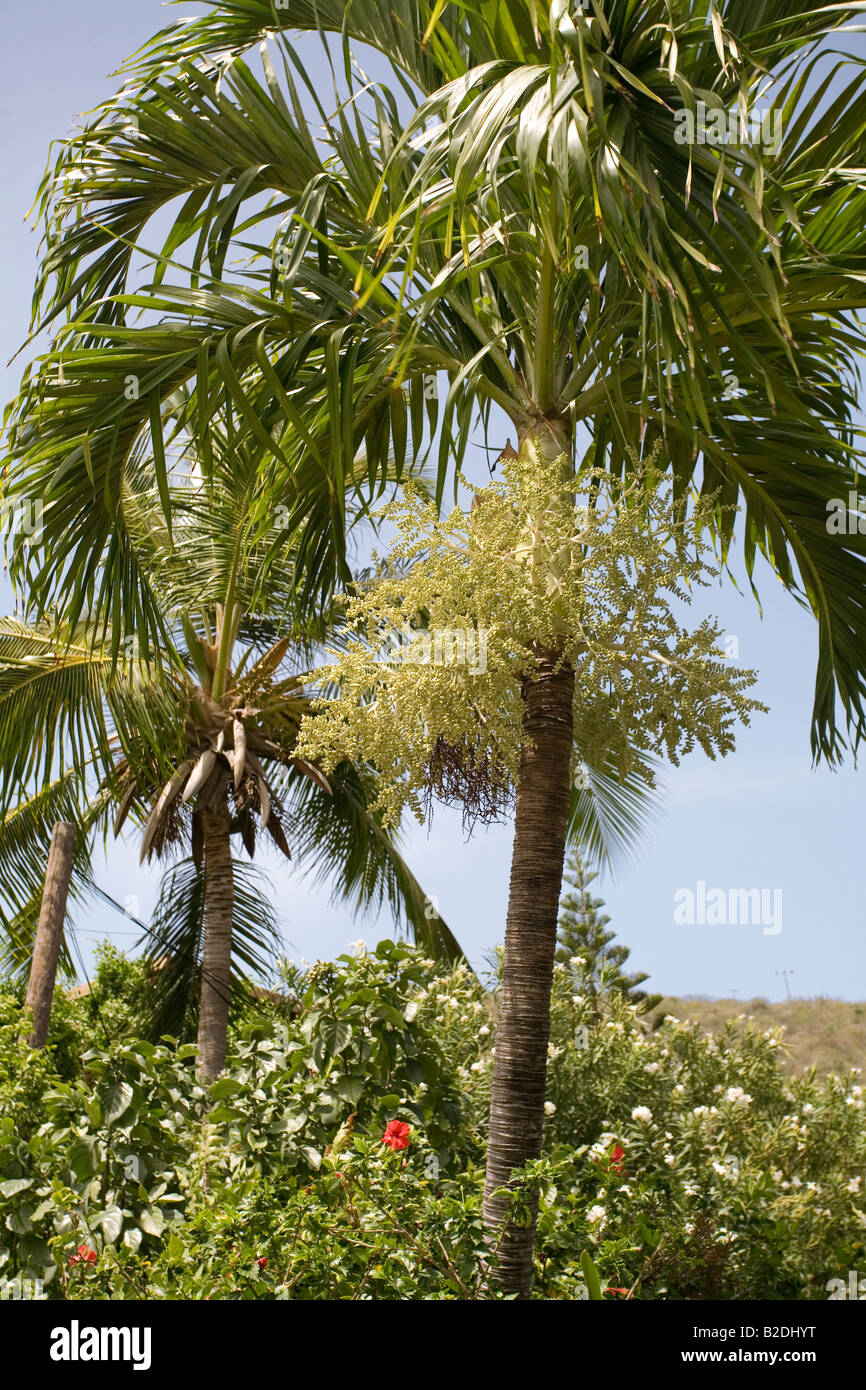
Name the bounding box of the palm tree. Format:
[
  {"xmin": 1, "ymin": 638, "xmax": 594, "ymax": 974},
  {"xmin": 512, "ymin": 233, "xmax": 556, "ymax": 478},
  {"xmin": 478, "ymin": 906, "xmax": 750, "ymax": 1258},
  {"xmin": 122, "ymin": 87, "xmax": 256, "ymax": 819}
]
[
  {"xmin": 6, "ymin": 0, "xmax": 866, "ymax": 1291},
  {"xmin": 0, "ymin": 418, "xmax": 462, "ymax": 1078}
]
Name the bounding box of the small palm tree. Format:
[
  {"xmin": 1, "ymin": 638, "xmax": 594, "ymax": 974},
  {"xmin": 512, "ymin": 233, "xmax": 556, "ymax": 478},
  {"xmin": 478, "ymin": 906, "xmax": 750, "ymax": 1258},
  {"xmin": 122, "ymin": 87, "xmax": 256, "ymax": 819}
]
[{"xmin": 0, "ymin": 419, "xmax": 462, "ymax": 1077}]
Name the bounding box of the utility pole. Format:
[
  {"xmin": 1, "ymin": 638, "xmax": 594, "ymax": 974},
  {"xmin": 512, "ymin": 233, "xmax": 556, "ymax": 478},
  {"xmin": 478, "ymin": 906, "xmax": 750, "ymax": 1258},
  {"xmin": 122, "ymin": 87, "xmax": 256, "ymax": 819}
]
[
  {"xmin": 776, "ymin": 969, "xmax": 794, "ymax": 1002},
  {"xmin": 23, "ymin": 822, "xmax": 76, "ymax": 1047},
  {"xmin": 729, "ymin": 988, "xmax": 739, "ymax": 1000}
]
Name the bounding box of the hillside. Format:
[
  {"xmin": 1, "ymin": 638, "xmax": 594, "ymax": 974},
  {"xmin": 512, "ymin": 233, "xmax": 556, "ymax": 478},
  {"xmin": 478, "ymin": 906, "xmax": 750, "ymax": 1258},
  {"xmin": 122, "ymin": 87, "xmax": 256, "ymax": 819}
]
[{"xmin": 650, "ymin": 996, "xmax": 866, "ymax": 1075}]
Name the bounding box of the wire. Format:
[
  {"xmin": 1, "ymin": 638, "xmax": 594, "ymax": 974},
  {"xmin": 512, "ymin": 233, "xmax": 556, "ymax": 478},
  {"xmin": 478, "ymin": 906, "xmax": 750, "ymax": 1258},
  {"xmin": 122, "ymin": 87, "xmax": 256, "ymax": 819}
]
[
  {"xmin": 68, "ymin": 928, "xmax": 113, "ymax": 1047},
  {"xmin": 82, "ymin": 879, "xmax": 234, "ymax": 1013}
]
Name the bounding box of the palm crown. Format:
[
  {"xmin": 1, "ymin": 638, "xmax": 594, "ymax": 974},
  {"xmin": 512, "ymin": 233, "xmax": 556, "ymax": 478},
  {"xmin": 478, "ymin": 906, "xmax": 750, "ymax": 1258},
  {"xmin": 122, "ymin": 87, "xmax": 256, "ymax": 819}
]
[{"xmin": 6, "ymin": 1, "xmax": 866, "ymax": 756}]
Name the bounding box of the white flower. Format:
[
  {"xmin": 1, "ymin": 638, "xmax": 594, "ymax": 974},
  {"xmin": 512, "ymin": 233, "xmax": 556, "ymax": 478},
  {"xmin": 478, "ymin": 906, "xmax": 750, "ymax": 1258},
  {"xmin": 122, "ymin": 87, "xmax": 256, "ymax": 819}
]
[
  {"xmin": 644, "ymin": 1061, "xmax": 661, "ymax": 1075},
  {"xmin": 572, "ymin": 995, "xmax": 585, "ymax": 1007},
  {"xmin": 570, "ymin": 956, "xmax": 586, "ymax": 969},
  {"xmin": 664, "ymin": 1153, "xmax": 675, "ymax": 1166},
  {"xmin": 479, "ymin": 1024, "xmax": 490, "ymax": 1037},
  {"xmin": 547, "ymin": 1044, "xmax": 563, "ymax": 1060},
  {"xmin": 724, "ymin": 1086, "xmax": 752, "ymax": 1107},
  {"xmin": 673, "ymin": 1083, "xmax": 685, "ymax": 1095},
  {"xmin": 586, "ymin": 1204, "xmax": 606, "ymax": 1225},
  {"xmin": 544, "ymin": 1101, "xmax": 557, "ymax": 1116},
  {"xmin": 470, "ymin": 1061, "xmax": 485, "ymax": 1073},
  {"xmin": 631, "ymin": 1106, "xmax": 653, "ymax": 1123},
  {"xmin": 847, "ymin": 1177, "xmax": 862, "ymax": 1193},
  {"xmin": 790, "ymin": 1176, "xmax": 802, "ymax": 1188},
  {"xmin": 589, "ymin": 1132, "xmax": 618, "ymax": 1159},
  {"xmin": 693, "ymin": 1105, "xmax": 711, "ymax": 1117},
  {"xmin": 802, "ymin": 1103, "xmax": 814, "ymax": 1114},
  {"xmin": 348, "ymin": 938, "xmax": 367, "ymax": 956}
]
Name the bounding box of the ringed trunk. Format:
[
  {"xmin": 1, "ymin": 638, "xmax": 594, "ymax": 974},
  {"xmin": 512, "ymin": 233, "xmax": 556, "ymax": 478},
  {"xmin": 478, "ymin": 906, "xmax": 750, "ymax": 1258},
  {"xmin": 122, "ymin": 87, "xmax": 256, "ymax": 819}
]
[
  {"xmin": 24, "ymin": 822, "xmax": 77, "ymax": 1047},
  {"xmin": 196, "ymin": 792, "xmax": 234, "ymax": 1080},
  {"xmin": 482, "ymin": 645, "xmax": 575, "ymax": 1296}
]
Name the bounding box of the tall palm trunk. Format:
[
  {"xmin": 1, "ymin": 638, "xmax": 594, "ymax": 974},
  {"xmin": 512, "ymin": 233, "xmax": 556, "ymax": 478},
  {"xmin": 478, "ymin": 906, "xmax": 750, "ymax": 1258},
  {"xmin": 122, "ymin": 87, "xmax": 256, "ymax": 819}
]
[
  {"xmin": 482, "ymin": 645, "xmax": 575, "ymax": 1296},
  {"xmin": 196, "ymin": 792, "xmax": 234, "ymax": 1080},
  {"xmin": 482, "ymin": 418, "xmax": 575, "ymax": 1297}
]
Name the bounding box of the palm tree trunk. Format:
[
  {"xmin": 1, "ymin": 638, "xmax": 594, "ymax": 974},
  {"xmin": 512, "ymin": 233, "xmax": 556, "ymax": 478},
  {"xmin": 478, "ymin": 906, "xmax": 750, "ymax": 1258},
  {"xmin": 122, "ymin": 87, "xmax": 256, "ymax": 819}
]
[
  {"xmin": 196, "ymin": 793, "xmax": 234, "ymax": 1080},
  {"xmin": 24, "ymin": 822, "xmax": 77, "ymax": 1047},
  {"xmin": 482, "ymin": 644, "xmax": 575, "ymax": 1297}
]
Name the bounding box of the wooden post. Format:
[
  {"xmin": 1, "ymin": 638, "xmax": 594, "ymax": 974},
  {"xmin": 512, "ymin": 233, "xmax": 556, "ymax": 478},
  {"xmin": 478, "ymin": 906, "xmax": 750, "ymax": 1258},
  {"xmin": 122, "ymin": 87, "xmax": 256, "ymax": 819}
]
[{"xmin": 23, "ymin": 822, "xmax": 76, "ymax": 1047}]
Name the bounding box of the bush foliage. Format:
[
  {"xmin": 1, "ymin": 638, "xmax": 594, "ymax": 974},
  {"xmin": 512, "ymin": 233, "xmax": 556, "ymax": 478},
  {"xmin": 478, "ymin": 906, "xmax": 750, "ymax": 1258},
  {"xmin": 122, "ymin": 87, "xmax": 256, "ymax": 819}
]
[{"xmin": 1, "ymin": 937, "xmax": 863, "ymax": 1300}]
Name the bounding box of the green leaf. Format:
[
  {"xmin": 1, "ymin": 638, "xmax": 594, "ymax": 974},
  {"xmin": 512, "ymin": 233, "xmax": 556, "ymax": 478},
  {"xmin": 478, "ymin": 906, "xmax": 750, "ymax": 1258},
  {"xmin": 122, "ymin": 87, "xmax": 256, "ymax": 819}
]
[
  {"xmin": 0, "ymin": 1179, "xmax": 33, "ymax": 1199},
  {"xmin": 100, "ymin": 1081, "xmax": 134, "ymax": 1123},
  {"xmin": 319, "ymin": 1017, "xmax": 352, "ymax": 1056},
  {"xmin": 281, "ymin": 1111, "xmax": 307, "ymax": 1136},
  {"xmin": 98, "ymin": 1206, "xmax": 123, "ymax": 1244},
  {"xmin": 580, "ymin": 1249, "xmax": 604, "ymax": 1301},
  {"xmin": 140, "ymin": 1208, "xmax": 165, "ymax": 1238},
  {"xmin": 209, "ymin": 1077, "xmax": 244, "ymax": 1100},
  {"xmin": 148, "ymin": 390, "xmax": 174, "ymax": 544},
  {"xmin": 68, "ymin": 1137, "xmax": 99, "ymax": 1180}
]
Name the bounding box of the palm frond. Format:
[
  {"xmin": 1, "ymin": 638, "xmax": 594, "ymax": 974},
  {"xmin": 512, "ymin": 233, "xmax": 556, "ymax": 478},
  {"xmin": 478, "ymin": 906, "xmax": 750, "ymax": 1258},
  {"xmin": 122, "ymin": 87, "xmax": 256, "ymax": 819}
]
[{"xmin": 139, "ymin": 855, "xmax": 282, "ymax": 1041}]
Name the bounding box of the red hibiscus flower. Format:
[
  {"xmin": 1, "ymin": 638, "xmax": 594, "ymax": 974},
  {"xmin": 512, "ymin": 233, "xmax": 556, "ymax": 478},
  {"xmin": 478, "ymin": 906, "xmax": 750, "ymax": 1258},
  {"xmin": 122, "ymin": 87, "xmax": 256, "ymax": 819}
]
[
  {"xmin": 257, "ymin": 1257, "xmax": 267, "ymax": 1270},
  {"xmin": 381, "ymin": 1120, "xmax": 411, "ymax": 1151},
  {"xmin": 605, "ymin": 1286, "xmax": 630, "ymax": 1297},
  {"xmin": 68, "ymin": 1244, "xmax": 97, "ymax": 1267},
  {"xmin": 593, "ymin": 1142, "xmax": 626, "ymax": 1175}
]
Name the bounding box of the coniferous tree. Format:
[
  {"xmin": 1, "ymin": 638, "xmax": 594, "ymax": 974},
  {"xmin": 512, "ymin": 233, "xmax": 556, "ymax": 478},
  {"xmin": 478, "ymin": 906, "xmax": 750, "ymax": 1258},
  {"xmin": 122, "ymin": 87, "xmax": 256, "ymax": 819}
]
[{"xmin": 556, "ymin": 851, "xmax": 662, "ymax": 1018}]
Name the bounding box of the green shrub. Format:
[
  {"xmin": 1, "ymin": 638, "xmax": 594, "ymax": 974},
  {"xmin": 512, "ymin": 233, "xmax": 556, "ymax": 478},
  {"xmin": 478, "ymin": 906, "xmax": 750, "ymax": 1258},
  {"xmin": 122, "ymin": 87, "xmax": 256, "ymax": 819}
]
[{"xmin": 0, "ymin": 940, "xmax": 862, "ymax": 1299}]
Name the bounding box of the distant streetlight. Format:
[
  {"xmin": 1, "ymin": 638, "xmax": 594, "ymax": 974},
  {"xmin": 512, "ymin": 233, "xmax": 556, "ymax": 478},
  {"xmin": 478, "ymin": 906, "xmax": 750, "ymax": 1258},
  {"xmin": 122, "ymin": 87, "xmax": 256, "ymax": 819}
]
[{"xmin": 776, "ymin": 969, "xmax": 794, "ymax": 1002}]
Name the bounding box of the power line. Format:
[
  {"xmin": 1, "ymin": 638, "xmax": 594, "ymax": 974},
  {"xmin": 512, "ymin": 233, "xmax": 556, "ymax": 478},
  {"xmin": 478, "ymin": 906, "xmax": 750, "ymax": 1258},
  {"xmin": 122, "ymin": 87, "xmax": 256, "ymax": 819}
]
[
  {"xmin": 68, "ymin": 927, "xmax": 113, "ymax": 1047},
  {"xmin": 81, "ymin": 879, "xmax": 233, "ymax": 1012}
]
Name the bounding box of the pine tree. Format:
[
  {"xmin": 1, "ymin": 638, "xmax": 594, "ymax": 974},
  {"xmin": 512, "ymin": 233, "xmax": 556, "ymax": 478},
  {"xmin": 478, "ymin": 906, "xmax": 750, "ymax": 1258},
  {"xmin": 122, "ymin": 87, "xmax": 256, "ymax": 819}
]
[{"xmin": 556, "ymin": 851, "xmax": 662, "ymax": 1017}]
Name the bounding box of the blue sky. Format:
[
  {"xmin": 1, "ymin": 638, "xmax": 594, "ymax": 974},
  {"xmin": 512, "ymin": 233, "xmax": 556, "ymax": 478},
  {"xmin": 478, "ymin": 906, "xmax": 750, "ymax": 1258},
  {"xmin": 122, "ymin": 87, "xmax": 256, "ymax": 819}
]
[{"xmin": 1, "ymin": 0, "xmax": 863, "ymax": 1001}]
